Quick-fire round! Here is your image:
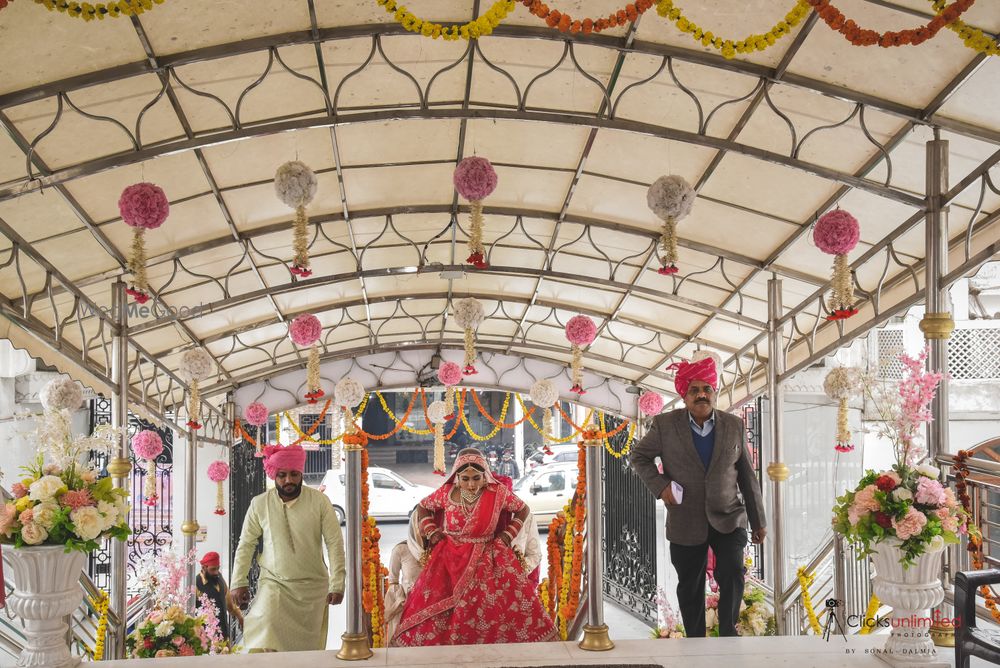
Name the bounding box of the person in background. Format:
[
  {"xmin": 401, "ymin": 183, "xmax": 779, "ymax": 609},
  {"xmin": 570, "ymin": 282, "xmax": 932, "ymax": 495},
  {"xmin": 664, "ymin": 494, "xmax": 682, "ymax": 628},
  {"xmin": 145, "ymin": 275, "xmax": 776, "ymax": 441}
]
[{"xmin": 195, "ymin": 551, "xmax": 242, "ymax": 640}]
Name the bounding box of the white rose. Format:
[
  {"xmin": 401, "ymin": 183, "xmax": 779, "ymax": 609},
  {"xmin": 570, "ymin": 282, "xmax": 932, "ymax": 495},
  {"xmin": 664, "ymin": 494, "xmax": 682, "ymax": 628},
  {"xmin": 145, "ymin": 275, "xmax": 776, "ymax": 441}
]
[
  {"xmin": 926, "ymin": 535, "xmax": 946, "ymax": 552},
  {"xmin": 28, "ymin": 475, "xmax": 65, "ymax": 502},
  {"xmin": 80, "ymin": 470, "xmax": 98, "ymax": 484},
  {"xmin": 892, "ymin": 488, "xmax": 913, "ymax": 502},
  {"xmin": 20, "ymin": 522, "xmax": 48, "ymax": 545},
  {"xmin": 97, "ymin": 501, "xmax": 117, "ymax": 530},
  {"xmin": 70, "ymin": 506, "xmax": 103, "ymax": 541},
  {"xmin": 32, "ymin": 502, "xmax": 60, "ymax": 530},
  {"xmin": 154, "ymin": 620, "xmax": 174, "ymax": 638},
  {"xmin": 917, "ymin": 464, "xmax": 941, "ymax": 479}
]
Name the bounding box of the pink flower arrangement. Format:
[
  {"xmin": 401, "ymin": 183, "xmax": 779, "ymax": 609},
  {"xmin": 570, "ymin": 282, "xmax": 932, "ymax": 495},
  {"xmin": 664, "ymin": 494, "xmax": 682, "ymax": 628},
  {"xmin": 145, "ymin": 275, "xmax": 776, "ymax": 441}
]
[
  {"xmin": 813, "ymin": 209, "xmax": 859, "ymax": 255},
  {"xmin": 243, "ymin": 401, "xmax": 269, "ymax": 427},
  {"xmin": 289, "ymin": 313, "xmax": 322, "ymax": 347},
  {"xmin": 891, "ymin": 506, "xmax": 928, "ymax": 540},
  {"xmin": 10, "ymin": 483, "xmax": 26, "ymax": 499},
  {"xmin": 132, "ymin": 430, "xmax": 164, "ymax": 460},
  {"xmin": 565, "ymin": 315, "xmax": 597, "ymax": 346},
  {"xmin": 638, "ymin": 391, "xmax": 664, "ymax": 417},
  {"xmin": 914, "ymin": 476, "xmax": 946, "ymax": 506},
  {"xmin": 453, "ymin": 156, "xmax": 498, "ymax": 202},
  {"xmin": 207, "ymin": 461, "xmax": 230, "ymax": 483},
  {"xmin": 437, "ymin": 361, "xmax": 463, "ymax": 387},
  {"xmin": 60, "ymin": 489, "xmax": 94, "ymax": 510},
  {"xmin": 119, "ymin": 183, "xmax": 169, "ymax": 230}
]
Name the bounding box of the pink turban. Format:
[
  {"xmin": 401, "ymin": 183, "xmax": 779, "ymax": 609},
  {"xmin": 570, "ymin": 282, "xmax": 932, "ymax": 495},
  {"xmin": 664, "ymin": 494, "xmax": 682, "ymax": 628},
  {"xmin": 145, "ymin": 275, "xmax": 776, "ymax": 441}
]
[
  {"xmin": 261, "ymin": 444, "xmax": 307, "ymax": 479},
  {"xmin": 666, "ymin": 357, "xmax": 717, "ymax": 397}
]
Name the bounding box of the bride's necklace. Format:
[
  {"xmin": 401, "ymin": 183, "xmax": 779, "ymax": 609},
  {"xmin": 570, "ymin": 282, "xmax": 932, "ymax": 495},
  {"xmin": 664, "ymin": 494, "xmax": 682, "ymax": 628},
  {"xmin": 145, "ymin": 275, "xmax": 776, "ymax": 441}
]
[{"xmin": 460, "ymin": 487, "xmax": 482, "ymax": 505}]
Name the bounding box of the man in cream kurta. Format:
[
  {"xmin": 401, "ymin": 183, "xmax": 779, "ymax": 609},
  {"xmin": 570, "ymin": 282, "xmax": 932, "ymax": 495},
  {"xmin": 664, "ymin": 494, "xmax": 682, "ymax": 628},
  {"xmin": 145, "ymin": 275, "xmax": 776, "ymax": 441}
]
[{"xmin": 231, "ymin": 444, "xmax": 345, "ymax": 652}]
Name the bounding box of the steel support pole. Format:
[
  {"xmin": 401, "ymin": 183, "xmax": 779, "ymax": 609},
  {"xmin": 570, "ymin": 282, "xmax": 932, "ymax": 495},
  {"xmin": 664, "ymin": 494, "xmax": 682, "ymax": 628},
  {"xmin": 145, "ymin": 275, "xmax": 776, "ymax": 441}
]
[
  {"xmin": 337, "ymin": 440, "xmax": 372, "ymax": 660},
  {"xmin": 182, "ymin": 426, "xmax": 199, "ymax": 609},
  {"xmin": 765, "ymin": 277, "xmax": 789, "ymax": 635},
  {"xmin": 107, "ymin": 280, "xmax": 130, "ymax": 659},
  {"xmin": 579, "ymin": 429, "xmax": 613, "ymax": 651}
]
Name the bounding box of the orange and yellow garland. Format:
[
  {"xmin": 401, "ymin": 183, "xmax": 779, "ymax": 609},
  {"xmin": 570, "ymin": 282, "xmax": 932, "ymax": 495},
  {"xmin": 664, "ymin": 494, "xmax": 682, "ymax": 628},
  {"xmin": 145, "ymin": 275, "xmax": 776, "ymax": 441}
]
[
  {"xmin": 807, "ymin": 0, "xmax": 975, "ymax": 47},
  {"xmin": 360, "ymin": 447, "xmax": 388, "ymax": 647},
  {"xmin": 555, "ymin": 437, "xmax": 587, "ymax": 639},
  {"xmin": 519, "ymin": 0, "xmax": 653, "ymax": 34},
  {"xmin": 954, "ymin": 450, "xmax": 998, "ymax": 623}
]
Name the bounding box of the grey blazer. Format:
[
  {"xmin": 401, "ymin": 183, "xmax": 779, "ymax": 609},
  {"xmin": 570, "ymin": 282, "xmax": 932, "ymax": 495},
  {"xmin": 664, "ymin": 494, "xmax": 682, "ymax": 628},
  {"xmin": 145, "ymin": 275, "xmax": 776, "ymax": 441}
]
[{"xmin": 630, "ymin": 408, "xmax": 766, "ymax": 546}]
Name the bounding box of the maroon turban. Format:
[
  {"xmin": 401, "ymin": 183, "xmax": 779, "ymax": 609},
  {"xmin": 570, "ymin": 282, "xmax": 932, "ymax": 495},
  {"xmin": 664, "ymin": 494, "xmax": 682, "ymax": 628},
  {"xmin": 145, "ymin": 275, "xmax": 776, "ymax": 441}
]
[
  {"xmin": 261, "ymin": 444, "xmax": 307, "ymax": 479},
  {"xmin": 666, "ymin": 357, "xmax": 718, "ymax": 397},
  {"xmin": 200, "ymin": 551, "xmax": 220, "ymax": 568}
]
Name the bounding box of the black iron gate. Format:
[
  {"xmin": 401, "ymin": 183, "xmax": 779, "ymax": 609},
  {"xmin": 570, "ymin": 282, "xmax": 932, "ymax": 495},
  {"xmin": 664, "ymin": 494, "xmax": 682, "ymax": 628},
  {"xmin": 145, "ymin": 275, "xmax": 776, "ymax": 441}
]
[
  {"xmin": 229, "ymin": 425, "xmax": 266, "ymax": 598},
  {"xmin": 601, "ymin": 412, "xmax": 657, "ymax": 624},
  {"xmin": 740, "ymin": 397, "xmax": 765, "ymax": 581}
]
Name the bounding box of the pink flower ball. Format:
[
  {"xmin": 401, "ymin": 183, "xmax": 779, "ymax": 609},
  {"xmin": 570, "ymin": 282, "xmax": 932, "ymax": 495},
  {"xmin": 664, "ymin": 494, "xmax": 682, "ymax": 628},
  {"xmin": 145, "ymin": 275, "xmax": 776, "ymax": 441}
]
[
  {"xmin": 437, "ymin": 361, "xmax": 463, "ymax": 387},
  {"xmin": 243, "ymin": 401, "xmax": 269, "ymax": 427},
  {"xmin": 132, "ymin": 430, "xmax": 164, "ymax": 460},
  {"xmin": 565, "ymin": 315, "xmax": 597, "ymax": 346},
  {"xmin": 289, "ymin": 313, "xmax": 322, "ymax": 347},
  {"xmin": 453, "ymin": 156, "xmax": 498, "ymax": 202},
  {"xmin": 813, "ymin": 209, "xmax": 860, "ymax": 256},
  {"xmin": 118, "ymin": 183, "xmax": 169, "ymax": 230},
  {"xmin": 638, "ymin": 391, "xmax": 664, "ymax": 416},
  {"xmin": 207, "ymin": 460, "xmax": 230, "ymax": 483}
]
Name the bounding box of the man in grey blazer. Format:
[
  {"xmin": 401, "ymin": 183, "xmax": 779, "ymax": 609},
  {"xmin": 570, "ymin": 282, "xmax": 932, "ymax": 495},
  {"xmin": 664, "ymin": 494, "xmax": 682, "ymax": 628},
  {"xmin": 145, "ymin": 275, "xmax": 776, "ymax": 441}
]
[{"xmin": 630, "ymin": 354, "xmax": 766, "ymax": 637}]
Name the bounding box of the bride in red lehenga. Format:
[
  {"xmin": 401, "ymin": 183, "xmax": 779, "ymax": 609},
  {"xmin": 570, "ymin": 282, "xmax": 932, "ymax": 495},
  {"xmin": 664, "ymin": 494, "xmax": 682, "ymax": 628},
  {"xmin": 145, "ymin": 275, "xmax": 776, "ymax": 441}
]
[{"xmin": 390, "ymin": 449, "xmax": 557, "ymax": 646}]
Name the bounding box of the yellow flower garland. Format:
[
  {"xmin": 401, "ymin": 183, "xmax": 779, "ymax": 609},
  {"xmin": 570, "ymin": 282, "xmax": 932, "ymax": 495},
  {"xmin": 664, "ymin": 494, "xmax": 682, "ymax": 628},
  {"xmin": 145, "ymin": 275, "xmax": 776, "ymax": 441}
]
[
  {"xmin": 929, "ymin": 0, "xmax": 1000, "ymax": 55},
  {"xmin": 516, "ymin": 394, "xmax": 590, "ymax": 443},
  {"xmin": 557, "ymin": 500, "xmax": 575, "ymax": 640},
  {"xmin": 655, "ymin": 0, "xmax": 812, "ymax": 60},
  {"xmin": 460, "ymin": 393, "xmax": 510, "ymax": 440},
  {"xmin": 376, "ymin": 392, "xmax": 434, "ymax": 435},
  {"xmin": 797, "ymin": 566, "xmax": 823, "ymax": 636},
  {"xmin": 857, "ymin": 593, "xmax": 880, "ymax": 635},
  {"xmin": 32, "ymin": 0, "xmax": 164, "ymax": 20},
  {"xmin": 598, "ymin": 411, "xmax": 636, "ymax": 458},
  {"xmin": 88, "ymin": 591, "xmax": 110, "ymax": 660},
  {"xmin": 280, "ymin": 396, "xmax": 368, "ymax": 445},
  {"xmin": 375, "ymin": 0, "xmax": 515, "ymax": 40}
]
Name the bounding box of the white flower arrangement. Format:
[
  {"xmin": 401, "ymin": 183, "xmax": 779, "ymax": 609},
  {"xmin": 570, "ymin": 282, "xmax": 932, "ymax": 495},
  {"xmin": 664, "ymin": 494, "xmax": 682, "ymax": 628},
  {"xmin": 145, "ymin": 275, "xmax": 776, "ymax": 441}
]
[
  {"xmin": 426, "ymin": 400, "xmax": 448, "ymax": 425},
  {"xmin": 274, "ymin": 161, "xmax": 318, "ymax": 209},
  {"xmin": 334, "ymin": 377, "xmax": 366, "ymax": 408},
  {"xmin": 646, "ymin": 175, "xmax": 696, "ymax": 222},
  {"xmin": 529, "ymin": 379, "xmax": 559, "ymax": 408},
  {"xmin": 178, "ymin": 348, "xmax": 213, "ymax": 383},
  {"xmin": 453, "ymin": 297, "xmax": 485, "ymax": 330}
]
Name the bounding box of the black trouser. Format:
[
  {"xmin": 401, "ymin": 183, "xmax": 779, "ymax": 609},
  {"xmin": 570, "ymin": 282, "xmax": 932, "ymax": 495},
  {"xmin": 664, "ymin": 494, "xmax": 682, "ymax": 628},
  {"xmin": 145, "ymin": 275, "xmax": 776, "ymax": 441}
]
[{"xmin": 669, "ymin": 525, "xmax": 747, "ymax": 637}]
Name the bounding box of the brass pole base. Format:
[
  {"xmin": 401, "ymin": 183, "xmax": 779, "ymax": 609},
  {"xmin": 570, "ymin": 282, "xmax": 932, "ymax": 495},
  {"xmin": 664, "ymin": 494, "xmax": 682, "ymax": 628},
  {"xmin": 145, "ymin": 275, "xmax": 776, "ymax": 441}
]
[
  {"xmin": 336, "ymin": 632, "xmax": 373, "ymax": 661},
  {"xmin": 919, "ymin": 312, "xmax": 955, "ymax": 340},
  {"xmin": 929, "ymin": 622, "xmax": 955, "ymax": 647},
  {"xmin": 766, "ymin": 462, "xmax": 789, "ymax": 482},
  {"xmin": 106, "ymin": 457, "xmax": 132, "ymax": 478},
  {"xmin": 578, "ymin": 624, "xmax": 614, "ymax": 652}
]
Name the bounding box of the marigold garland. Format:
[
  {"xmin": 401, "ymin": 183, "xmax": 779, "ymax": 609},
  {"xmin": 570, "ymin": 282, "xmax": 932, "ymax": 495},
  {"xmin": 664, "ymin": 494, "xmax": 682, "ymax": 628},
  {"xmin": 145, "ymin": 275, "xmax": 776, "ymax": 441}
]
[
  {"xmin": 360, "ymin": 447, "xmax": 388, "ymax": 647},
  {"xmin": 32, "ymin": 0, "xmax": 164, "ymax": 21},
  {"xmin": 598, "ymin": 411, "xmax": 636, "ymax": 458},
  {"xmin": 557, "ymin": 439, "xmax": 587, "ymax": 634},
  {"xmin": 87, "ymin": 590, "xmax": 110, "ymax": 659},
  {"xmin": 377, "ymin": 391, "xmax": 434, "ymax": 435},
  {"xmin": 857, "ymin": 593, "xmax": 881, "ymax": 635},
  {"xmin": 520, "ymin": 0, "xmax": 654, "ymax": 35},
  {"xmin": 471, "ymin": 390, "xmax": 535, "ymax": 428},
  {"xmin": 376, "ymin": 0, "xmax": 515, "ymax": 40},
  {"xmin": 953, "ymin": 450, "xmax": 999, "ymax": 623},
  {"xmin": 807, "ymin": 0, "xmax": 975, "ymax": 48},
  {"xmin": 545, "ymin": 514, "xmax": 566, "ymax": 618},
  {"xmin": 655, "ymin": 0, "xmax": 811, "ymax": 59},
  {"xmin": 460, "ymin": 392, "xmax": 510, "ymax": 441},
  {"xmin": 929, "ymin": 0, "xmax": 1000, "ymax": 55},
  {"xmin": 797, "ymin": 566, "xmax": 823, "ymax": 635}
]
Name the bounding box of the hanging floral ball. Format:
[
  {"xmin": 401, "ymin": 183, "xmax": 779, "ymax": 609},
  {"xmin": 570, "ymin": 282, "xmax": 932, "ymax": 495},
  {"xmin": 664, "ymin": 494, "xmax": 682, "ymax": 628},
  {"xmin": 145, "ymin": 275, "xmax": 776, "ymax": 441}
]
[
  {"xmin": 529, "ymin": 378, "xmax": 559, "ymax": 408},
  {"xmin": 638, "ymin": 391, "xmax": 664, "ymax": 416},
  {"xmin": 823, "ymin": 367, "xmax": 861, "ymax": 401},
  {"xmin": 437, "ymin": 361, "xmax": 463, "ymax": 387},
  {"xmin": 132, "ymin": 430, "xmax": 164, "ymax": 460},
  {"xmin": 647, "ymin": 175, "xmax": 696, "ymax": 222},
  {"xmin": 119, "ymin": 183, "xmax": 169, "ymax": 230},
  {"xmin": 274, "ymin": 161, "xmax": 318, "ymax": 209},
  {"xmin": 179, "ymin": 348, "xmax": 214, "ymax": 382},
  {"xmin": 565, "ymin": 315, "xmax": 598, "ymax": 346},
  {"xmin": 40, "ymin": 376, "xmax": 83, "ymax": 412},
  {"xmin": 453, "ymin": 156, "xmax": 498, "ymax": 202},
  {"xmin": 427, "ymin": 400, "xmax": 448, "ymax": 425},
  {"xmin": 692, "ymin": 349, "xmax": 723, "ymax": 369},
  {"xmin": 813, "ymin": 209, "xmax": 860, "ymax": 256},
  {"xmin": 289, "ymin": 313, "xmax": 323, "ymax": 347},
  {"xmin": 207, "ymin": 460, "xmax": 230, "ymax": 483},
  {"xmin": 334, "ymin": 377, "xmax": 365, "ymax": 408},
  {"xmin": 243, "ymin": 402, "xmax": 269, "ymax": 427},
  {"xmin": 454, "ymin": 297, "xmax": 485, "ymax": 330}
]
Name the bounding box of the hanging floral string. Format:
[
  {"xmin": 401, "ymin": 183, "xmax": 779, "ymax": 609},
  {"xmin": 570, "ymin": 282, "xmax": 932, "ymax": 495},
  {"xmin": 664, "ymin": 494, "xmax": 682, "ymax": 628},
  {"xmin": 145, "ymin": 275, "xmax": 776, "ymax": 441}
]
[
  {"xmin": 376, "ymin": 0, "xmax": 514, "ymax": 40},
  {"xmin": 647, "ymin": 175, "xmax": 696, "ymax": 275},
  {"xmin": 437, "ymin": 361, "xmax": 463, "ymax": 418},
  {"xmin": 929, "ymin": 0, "xmax": 1000, "ymax": 55},
  {"xmin": 275, "ymin": 161, "xmax": 318, "ymax": 278},
  {"xmin": 814, "ymin": 209, "xmax": 861, "ymax": 320},
  {"xmin": 87, "ymin": 590, "xmax": 110, "ymax": 659},
  {"xmin": 242, "ymin": 402, "xmax": 269, "ymax": 454},
  {"xmin": 207, "ymin": 460, "xmax": 230, "ymax": 516},
  {"xmin": 530, "ymin": 378, "xmax": 559, "ymax": 454},
  {"xmin": 359, "ymin": 447, "xmax": 388, "ymax": 648},
  {"xmin": 565, "ymin": 315, "xmax": 597, "ymax": 395},
  {"xmin": 32, "ymin": 0, "xmax": 166, "ymax": 20},
  {"xmin": 460, "ymin": 393, "xmax": 511, "ymax": 441},
  {"xmin": 376, "ymin": 391, "xmax": 435, "ymax": 435},
  {"xmin": 557, "ymin": 435, "xmax": 588, "ymax": 638},
  {"xmin": 519, "ymin": 0, "xmax": 653, "ymax": 34},
  {"xmin": 132, "ymin": 430, "xmax": 163, "ymax": 506},
  {"xmin": 179, "ymin": 348, "xmax": 213, "ymax": 430},
  {"xmin": 118, "ymin": 182, "xmax": 168, "ymax": 304},
  {"xmin": 454, "ymin": 157, "xmax": 498, "ymax": 268},
  {"xmin": 453, "ymin": 297, "xmax": 486, "ymax": 374},
  {"xmin": 953, "ymin": 450, "xmax": 998, "ymax": 623},
  {"xmin": 824, "ymin": 367, "xmax": 860, "ymax": 453},
  {"xmin": 289, "ymin": 313, "xmax": 324, "ymax": 403},
  {"xmin": 807, "ymin": 0, "xmax": 975, "ymax": 47},
  {"xmin": 518, "ymin": 394, "xmax": 592, "ymax": 443},
  {"xmin": 656, "ymin": 0, "xmax": 811, "ymax": 59},
  {"xmin": 427, "ymin": 400, "xmax": 448, "ymax": 475},
  {"xmin": 599, "ymin": 412, "xmax": 637, "ymax": 459},
  {"xmin": 470, "ymin": 390, "xmax": 535, "ymax": 428},
  {"xmin": 857, "ymin": 593, "xmax": 881, "ymax": 635},
  {"xmin": 797, "ymin": 566, "xmax": 824, "ymax": 635}
]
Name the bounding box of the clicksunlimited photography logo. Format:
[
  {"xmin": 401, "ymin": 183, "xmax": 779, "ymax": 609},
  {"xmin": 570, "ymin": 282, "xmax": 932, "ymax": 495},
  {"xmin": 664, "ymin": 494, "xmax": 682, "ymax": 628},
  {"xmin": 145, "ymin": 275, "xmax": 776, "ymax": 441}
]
[{"xmin": 822, "ymin": 598, "xmax": 959, "ymax": 655}]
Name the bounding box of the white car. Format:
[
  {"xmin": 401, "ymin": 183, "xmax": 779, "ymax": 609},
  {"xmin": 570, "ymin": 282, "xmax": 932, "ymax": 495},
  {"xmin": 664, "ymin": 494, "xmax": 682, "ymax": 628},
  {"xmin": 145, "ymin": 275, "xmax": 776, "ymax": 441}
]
[
  {"xmin": 513, "ymin": 462, "xmax": 578, "ymax": 526},
  {"xmin": 525, "ymin": 444, "xmax": 579, "ymax": 473},
  {"xmin": 319, "ymin": 467, "xmax": 434, "ymax": 523}
]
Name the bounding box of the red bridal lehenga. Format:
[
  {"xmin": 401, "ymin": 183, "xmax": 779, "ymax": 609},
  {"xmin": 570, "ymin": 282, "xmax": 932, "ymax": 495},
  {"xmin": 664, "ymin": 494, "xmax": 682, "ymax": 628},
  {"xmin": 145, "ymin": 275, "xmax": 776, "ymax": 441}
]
[{"xmin": 391, "ymin": 461, "xmax": 557, "ymax": 646}]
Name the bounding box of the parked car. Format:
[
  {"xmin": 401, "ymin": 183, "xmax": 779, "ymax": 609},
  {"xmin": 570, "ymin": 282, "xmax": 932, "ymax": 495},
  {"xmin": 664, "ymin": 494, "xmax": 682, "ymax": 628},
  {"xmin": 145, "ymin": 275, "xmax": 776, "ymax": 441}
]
[
  {"xmin": 525, "ymin": 443, "xmax": 579, "ymax": 473},
  {"xmin": 318, "ymin": 467, "xmax": 434, "ymax": 523},
  {"xmin": 514, "ymin": 462, "xmax": 578, "ymax": 525}
]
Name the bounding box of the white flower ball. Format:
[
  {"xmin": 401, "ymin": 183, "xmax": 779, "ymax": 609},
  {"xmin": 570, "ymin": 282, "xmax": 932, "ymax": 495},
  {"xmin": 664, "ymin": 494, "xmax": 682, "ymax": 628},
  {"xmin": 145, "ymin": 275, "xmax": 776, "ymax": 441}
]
[
  {"xmin": 274, "ymin": 161, "xmax": 318, "ymax": 209},
  {"xmin": 427, "ymin": 400, "xmax": 448, "ymax": 425},
  {"xmin": 179, "ymin": 348, "xmax": 214, "ymax": 383},
  {"xmin": 692, "ymin": 349, "xmax": 723, "ymax": 372},
  {"xmin": 647, "ymin": 174, "xmax": 696, "ymax": 222},
  {"xmin": 334, "ymin": 377, "xmax": 365, "ymax": 408},
  {"xmin": 529, "ymin": 379, "xmax": 559, "ymax": 408},
  {"xmin": 453, "ymin": 297, "xmax": 485, "ymax": 330},
  {"xmin": 823, "ymin": 367, "xmax": 860, "ymax": 401},
  {"xmin": 40, "ymin": 376, "xmax": 83, "ymax": 412}
]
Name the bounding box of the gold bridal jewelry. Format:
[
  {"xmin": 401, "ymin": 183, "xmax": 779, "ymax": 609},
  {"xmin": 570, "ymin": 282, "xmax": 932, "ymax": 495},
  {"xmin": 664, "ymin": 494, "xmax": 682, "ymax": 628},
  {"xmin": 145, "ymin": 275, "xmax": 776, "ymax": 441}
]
[{"xmin": 461, "ymin": 487, "xmax": 482, "ymax": 504}]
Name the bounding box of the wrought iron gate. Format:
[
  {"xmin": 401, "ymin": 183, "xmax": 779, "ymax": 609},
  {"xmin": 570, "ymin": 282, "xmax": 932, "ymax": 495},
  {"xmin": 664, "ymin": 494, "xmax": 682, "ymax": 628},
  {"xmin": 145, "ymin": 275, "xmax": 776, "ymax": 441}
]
[
  {"xmin": 601, "ymin": 412, "xmax": 657, "ymax": 623},
  {"xmin": 741, "ymin": 397, "xmax": 765, "ymax": 581},
  {"xmin": 229, "ymin": 425, "xmax": 266, "ymax": 597}
]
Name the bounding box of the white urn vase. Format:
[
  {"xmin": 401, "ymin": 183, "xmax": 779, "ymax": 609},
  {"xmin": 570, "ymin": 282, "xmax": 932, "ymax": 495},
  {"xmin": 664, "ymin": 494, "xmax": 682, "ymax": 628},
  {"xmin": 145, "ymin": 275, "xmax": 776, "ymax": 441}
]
[
  {"xmin": 3, "ymin": 545, "xmax": 85, "ymax": 668},
  {"xmin": 869, "ymin": 541, "xmax": 947, "ymax": 667}
]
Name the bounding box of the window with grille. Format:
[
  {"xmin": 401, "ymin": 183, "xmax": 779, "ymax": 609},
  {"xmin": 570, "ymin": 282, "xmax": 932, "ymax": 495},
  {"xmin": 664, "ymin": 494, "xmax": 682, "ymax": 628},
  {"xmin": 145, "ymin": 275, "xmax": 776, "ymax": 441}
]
[
  {"xmin": 876, "ymin": 329, "xmax": 906, "ymax": 379},
  {"xmin": 949, "ymin": 327, "xmax": 1000, "ymax": 380}
]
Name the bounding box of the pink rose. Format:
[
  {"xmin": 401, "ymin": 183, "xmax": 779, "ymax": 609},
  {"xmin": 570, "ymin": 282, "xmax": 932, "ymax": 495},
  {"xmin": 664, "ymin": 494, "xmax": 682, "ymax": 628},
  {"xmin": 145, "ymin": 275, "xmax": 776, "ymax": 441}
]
[
  {"xmin": 178, "ymin": 644, "xmax": 195, "ymax": 657},
  {"xmin": 915, "ymin": 477, "xmax": 946, "ymax": 506},
  {"xmin": 18, "ymin": 508, "xmax": 33, "ymax": 525},
  {"xmin": 0, "ymin": 503, "xmax": 16, "ymax": 537},
  {"xmin": 10, "ymin": 483, "xmax": 27, "ymax": 499},
  {"xmin": 934, "ymin": 507, "xmax": 949, "ymax": 519},
  {"xmin": 172, "ymin": 636, "xmax": 185, "ymax": 647},
  {"xmin": 892, "ymin": 506, "xmax": 928, "ymax": 540},
  {"xmin": 853, "ymin": 485, "xmax": 881, "ymax": 513}
]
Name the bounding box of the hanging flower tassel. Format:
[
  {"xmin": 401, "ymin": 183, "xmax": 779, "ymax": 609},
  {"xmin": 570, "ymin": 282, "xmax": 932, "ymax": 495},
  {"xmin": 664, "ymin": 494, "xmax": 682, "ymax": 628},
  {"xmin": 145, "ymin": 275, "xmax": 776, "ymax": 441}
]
[
  {"xmin": 275, "ymin": 161, "xmax": 318, "ymax": 278},
  {"xmin": 119, "ymin": 182, "xmax": 169, "ymax": 304},
  {"xmin": 187, "ymin": 379, "xmax": 201, "ymax": 430},
  {"xmin": 289, "ymin": 313, "xmax": 324, "ymax": 403},
  {"xmin": 543, "ymin": 407, "xmax": 554, "ymax": 455},
  {"xmin": 530, "ymin": 378, "xmax": 559, "ymax": 454},
  {"xmin": 437, "ymin": 361, "xmax": 462, "ymax": 419},
  {"xmin": 453, "ymin": 298, "xmax": 485, "ymax": 375},
  {"xmin": 427, "ymin": 400, "xmax": 448, "ymax": 475},
  {"xmin": 565, "ymin": 315, "xmax": 597, "ymax": 395},
  {"xmin": 834, "ymin": 398, "xmax": 852, "ymax": 453},
  {"xmin": 647, "ymin": 175, "xmax": 695, "ymax": 275},
  {"xmin": 813, "ymin": 209, "xmax": 861, "ymax": 320},
  {"xmin": 335, "ymin": 376, "xmax": 367, "ymax": 448},
  {"xmin": 331, "ymin": 407, "xmax": 343, "ymax": 470},
  {"xmin": 132, "ymin": 430, "xmax": 164, "ymax": 506},
  {"xmin": 454, "ymin": 157, "xmax": 498, "ymax": 269},
  {"xmin": 306, "ymin": 343, "xmax": 323, "ymax": 403},
  {"xmin": 207, "ymin": 460, "xmax": 230, "ymax": 516},
  {"xmin": 463, "ymin": 328, "xmax": 477, "ymax": 374},
  {"xmin": 824, "ymin": 366, "xmax": 860, "ymax": 453},
  {"xmin": 179, "ymin": 348, "xmax": 214, "ymax": 430}
]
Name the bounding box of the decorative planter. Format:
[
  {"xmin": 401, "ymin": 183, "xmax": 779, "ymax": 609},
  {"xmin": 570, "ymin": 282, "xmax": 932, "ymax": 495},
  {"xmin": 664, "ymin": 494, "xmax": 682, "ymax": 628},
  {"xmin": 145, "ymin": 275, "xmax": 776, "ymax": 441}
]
[
  {"xmin": 869, "ymin": 542, "xmax": 947, "ymax": 667},
  {"xmin": 3, "ymin": 545, "xmax": 86, "ymax": 668}
]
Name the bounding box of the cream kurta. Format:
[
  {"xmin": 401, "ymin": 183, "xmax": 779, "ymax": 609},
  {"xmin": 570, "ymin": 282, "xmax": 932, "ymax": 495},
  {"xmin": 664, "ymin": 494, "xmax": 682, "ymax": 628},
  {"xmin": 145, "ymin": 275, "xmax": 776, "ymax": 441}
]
[{"xmin": 232, "ymin": 486, "xmax": 346, "ymax": 652}]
